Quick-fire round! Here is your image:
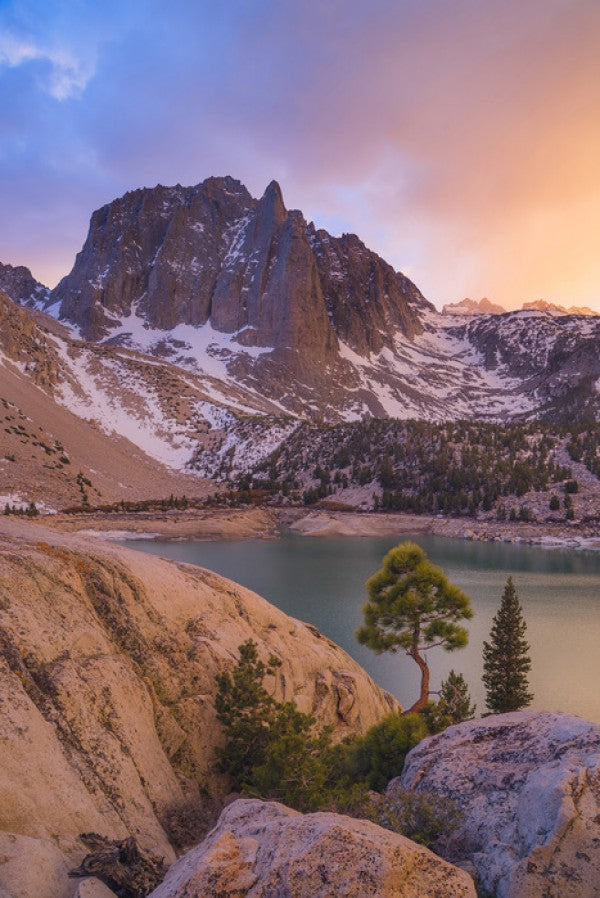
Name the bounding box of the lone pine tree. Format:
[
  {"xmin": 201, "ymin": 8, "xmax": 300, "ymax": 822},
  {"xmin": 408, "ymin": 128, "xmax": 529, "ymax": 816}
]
[
  {"xmin": 357, "ymin": 542, "xmax": 473, "ymax": 713},
  {"xmin": 483, "ymin": 576, "xmax": 533, "ymax": 713}
]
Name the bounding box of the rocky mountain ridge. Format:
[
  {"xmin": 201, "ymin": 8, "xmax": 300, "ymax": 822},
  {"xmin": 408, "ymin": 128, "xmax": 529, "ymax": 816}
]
[
  {"xmin": 0, "ymin": 263, "xmax": 51, "ymax": 311},
  {"xmin": 44, "ymin": 176, "xmax": 600, "ymax": 422},
  {"xmin": 442, "ymin": 296, "xmax": 599, "ymax": 317},
  {"xmin": 442, "ymin": 297, "xmax": 600, "ymax": 318},
  {"xmin": 442, "ymin": 297, "xmax": 507, "ymax": 315},
  {"xmin": 0, "ymin": 176, "xmax": 599, "ymax": 509},
  {"xmin": 522, "ymin": 298, "xmax": 599, "ymax": 316},
  {"xmin": 51, "ymin": 176, "xmax": 427, "ymax": 354}
]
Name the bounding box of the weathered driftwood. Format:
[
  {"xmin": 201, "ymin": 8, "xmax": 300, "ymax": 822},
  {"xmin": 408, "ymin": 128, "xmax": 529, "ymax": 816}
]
[{"xmin": 70, "ymin": 834, "xmax": 166, "ymax": 898}]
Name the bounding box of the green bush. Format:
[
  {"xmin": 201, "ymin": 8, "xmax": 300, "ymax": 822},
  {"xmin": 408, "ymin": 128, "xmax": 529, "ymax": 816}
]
[
  {"xmin": 342, "ymin": 713, "xmax": 428, "ymax": 792},
  {"xmin": 247, "ymin": 703, "xmax": 334, "ymax": 812},
  {"xmin": 214, "ymin": 640, "xmax": 282, "ymax": 789},
  {"xmin": 373, "ymin": 785, "xmax": 464, "ymax": 848},
  {"xmin": 214, "ymin": 643, "xmax": 470, "ymax": 825},
  {"xmin": 215, "ymin": 641, "xmax": 342, "ymax": 811}
]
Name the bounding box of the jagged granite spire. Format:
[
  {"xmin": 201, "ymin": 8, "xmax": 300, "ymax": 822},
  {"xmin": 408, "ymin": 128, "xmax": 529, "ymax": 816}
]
[{"xmin": 52, "ymin": 176, "xmax": 429, "ymax": 357}]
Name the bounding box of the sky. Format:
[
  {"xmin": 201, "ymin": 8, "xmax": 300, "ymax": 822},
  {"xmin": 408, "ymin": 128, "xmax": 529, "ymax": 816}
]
[{"xmin": 1, "ymin": 0, "xmax": 599, "ymax": 310}]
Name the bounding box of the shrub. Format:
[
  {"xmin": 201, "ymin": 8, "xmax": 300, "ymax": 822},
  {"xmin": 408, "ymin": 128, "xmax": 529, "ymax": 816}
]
[
  {"xmin": 214, "ymin": 640, "xmax": 282, "ymax": 789},
  {"xmin": 342, "ymin": 713, "xmax": 428, "ymax": 791},
  {"xmin": 214, "ymin": 644, "xmax": 434, "ymax": 813},
  {"xmin": 374, "ymin": 784, "xmax": 464, "ymax": 850},
  {"xmin": 247, "ymin": 703, "xmax": 334, "ymax": 812}
]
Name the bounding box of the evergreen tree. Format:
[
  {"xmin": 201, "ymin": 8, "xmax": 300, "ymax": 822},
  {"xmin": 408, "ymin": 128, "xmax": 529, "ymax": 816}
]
[
  {"xmin": 214, "ymin": 640, "xmax": 281, "ymax": 788},
  {"xmin": 357, "ymin": 543, "xmax": 473, "ymax": 713},
  {"xmin": 425, "ymin": 670, "xmax": 476, "ymax": 732},
  {"xmin": 482, "ymin": 577, "xmax": 533, "ymax": 713}
]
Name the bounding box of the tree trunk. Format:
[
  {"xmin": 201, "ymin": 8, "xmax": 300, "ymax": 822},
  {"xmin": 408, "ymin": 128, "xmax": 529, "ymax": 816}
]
[{"xmin": 406, "ymin": 645, "xmax": 430, "ymax": 713}]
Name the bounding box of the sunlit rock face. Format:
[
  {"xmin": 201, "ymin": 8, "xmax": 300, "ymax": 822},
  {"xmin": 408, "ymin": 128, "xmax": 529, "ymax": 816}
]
[
  {"xmin": 0, "ymin": 519, "xmax": 398, "ymax": 876},
  {"xmin": 148, "ymin": 798, "xmax": 477, "ymax": 898},
  {"xmin": 398, "ymin": 711, "xmax": 600, "ymax": 898},
  {"xmin": 442, "ymin": 297, "xmax": 507, "ymax": 316}
]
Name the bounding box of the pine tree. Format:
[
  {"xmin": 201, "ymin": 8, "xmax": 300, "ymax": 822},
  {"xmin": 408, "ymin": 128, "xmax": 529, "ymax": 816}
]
[
  {"xmin": 430, "ymin": 670, "xmax": 476, "ymax": 731},
  {"xmin": 357, "ymin": 543, "xmax": 473, "ymax": 713},
  {"xmin": 482, "ymin": 577, "xmax": 533, "ymax": 713}
]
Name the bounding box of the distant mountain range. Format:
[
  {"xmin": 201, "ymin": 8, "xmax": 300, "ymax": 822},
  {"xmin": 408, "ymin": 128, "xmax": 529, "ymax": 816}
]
[
  {"xmin": 0, "ymin": 176, "xmax": 599, "ymax": 507},
  {"xmin": 442, "ymin": 297, "xmax": 599, "ymax": 317}
]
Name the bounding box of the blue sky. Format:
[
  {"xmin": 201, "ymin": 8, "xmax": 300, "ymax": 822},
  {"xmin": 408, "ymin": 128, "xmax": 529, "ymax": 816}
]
[{"xmin": 1, "ymin": 0, "xmax": 599, "ymax": 309}]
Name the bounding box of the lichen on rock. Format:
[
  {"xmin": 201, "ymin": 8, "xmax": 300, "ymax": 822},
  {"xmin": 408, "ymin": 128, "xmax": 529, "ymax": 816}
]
[{"xmin": 398, "ymin": 711, "xmax": 600, "ymax": 898}]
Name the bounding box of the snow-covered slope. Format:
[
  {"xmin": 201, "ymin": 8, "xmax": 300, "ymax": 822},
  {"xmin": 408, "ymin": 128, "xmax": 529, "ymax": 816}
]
[
  {"xmin": 42, "ymin": 176, "xmax": 599, "ymax": 424},
  {"xmin": 0, "ymin": 290, "xmax": 298, "ymax": 505},
  {"xmin": 86, "ymin": 303, "xmax": 599, "ymax": 423}
]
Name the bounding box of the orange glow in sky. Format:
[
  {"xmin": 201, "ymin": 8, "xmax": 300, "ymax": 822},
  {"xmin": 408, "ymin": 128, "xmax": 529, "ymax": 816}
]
[{"xmin": 1, "ymin": 1, "xmax": 599, "ymax": 310}]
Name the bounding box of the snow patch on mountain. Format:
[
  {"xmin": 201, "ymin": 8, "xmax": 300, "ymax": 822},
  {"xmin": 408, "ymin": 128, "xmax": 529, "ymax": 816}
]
[
  {"xmin": 105, "ymin": 310, "xmax": 271, "ymax": 376},
  {"xmin": 188, "ymin": 404, "xmax": 298, "ymax": 479},
  {"xmin": 338, "ymin": 311, "xmax": 533, "ymax": 420},
  {"xmin": 52, "ymin": 337, "xmax": 198, "ymax": 470}
]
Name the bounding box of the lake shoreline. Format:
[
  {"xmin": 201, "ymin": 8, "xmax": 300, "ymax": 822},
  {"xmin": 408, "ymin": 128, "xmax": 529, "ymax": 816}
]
[{"xmin": 42, "ymin": 506, "xmax": 600, "ymax": 550}]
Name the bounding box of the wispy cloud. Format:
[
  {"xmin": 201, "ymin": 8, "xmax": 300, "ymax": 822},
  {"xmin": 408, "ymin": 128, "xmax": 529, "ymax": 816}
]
[
  {"xmin": 1, "ymin": 0, "xmax": 599, "ymax": 308},
  {"xmin": 0, "ymin": 33, "xmax": 94, "ymax": 99}
]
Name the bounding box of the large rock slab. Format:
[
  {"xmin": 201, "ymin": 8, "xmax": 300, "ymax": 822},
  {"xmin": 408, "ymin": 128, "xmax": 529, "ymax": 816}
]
[
  {"xmin": 0, "ymin": 519, "xmax": 397, "ymax": 865},
  {"xmin": 0, "ymin": 832, "xmax": 71, "ymax": 898},
  {"xmin": 75, "ymin": 880, "xmax": 119, "ymax": 898},
  {"xmin": 149, "ymin": 798, "xmax": 476, "ymax": 897},
  {"xmin": 399, "ymin": 711, "xmax": 600, "ymax": 898}
]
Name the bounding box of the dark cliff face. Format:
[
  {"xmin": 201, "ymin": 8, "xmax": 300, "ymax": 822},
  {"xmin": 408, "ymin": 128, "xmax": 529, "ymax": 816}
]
[
  {"xmin": 310, "ymin": 228, "xmax": 428, "ymax": 356},
  {"xmin": 0, "ymin": 263, "xmax": 50, "ymax": 309},
  {"xmin": 54, "ymin": 177, "xmax": 255, "ymax": 337},
  {"xmin": 51, "ymin": 177, "xmax": 428, "ymax": 362}
]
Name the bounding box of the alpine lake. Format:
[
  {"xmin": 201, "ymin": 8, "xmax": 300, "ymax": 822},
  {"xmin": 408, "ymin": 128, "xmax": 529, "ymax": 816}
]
[{"xmin": 120, "ymin": 533, "xmax": 600, "ymax": 722}]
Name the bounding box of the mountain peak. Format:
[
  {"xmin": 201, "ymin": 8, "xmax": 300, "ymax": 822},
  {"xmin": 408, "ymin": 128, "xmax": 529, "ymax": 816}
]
[
  {"xmin": 0, "ymin": 262, "xmax": 50, "ymax": 310},
  {"xmin": 260, "ymin": 179, "xmax": 286, "ymax": 220},
  {"xmin": 442, "ymin": 297, "xmax": 506, "ymax": 316},
  {"xmin": 521, "ymin": 299, "xmax": 599, "ymax": 317},
  {"xmin": 263, "ymin": 179, "xmax": 284, "ymax": 201}
]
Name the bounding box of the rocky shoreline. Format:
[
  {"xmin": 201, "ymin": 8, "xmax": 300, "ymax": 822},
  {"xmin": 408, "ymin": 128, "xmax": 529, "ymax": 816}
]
[{"xmin": 41, "ymin": 505, "xmax": 600, "ymax": 549}]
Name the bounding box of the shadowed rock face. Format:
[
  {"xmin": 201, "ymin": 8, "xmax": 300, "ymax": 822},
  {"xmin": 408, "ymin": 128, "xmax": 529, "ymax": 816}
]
[
  {"xmin": 311, "ymin": 227, "xmax": 426, "ymax": 355},
  {"xmin": 148, "ymin": 799, "xmax": 477, "ymax": 898},
  {"xmin": 398, "ymin": 711, "xmax": 600, "ymax": 898},
  {"xmin": 54, "ymin": 177, "xmax": 255, "ymax": 337},
  {"xmin": 0, "ymin": 263, "xmax": 50, "ymax": 309},
  {"xmin": 51, "ymin": 176, "xmax": 428, "ymax": 362}
]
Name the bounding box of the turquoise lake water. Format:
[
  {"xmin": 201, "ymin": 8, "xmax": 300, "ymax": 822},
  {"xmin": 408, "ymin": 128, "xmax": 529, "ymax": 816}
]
[{"xmin": 120, "ymin": 534, "xmax": 600, "ymax": 721}]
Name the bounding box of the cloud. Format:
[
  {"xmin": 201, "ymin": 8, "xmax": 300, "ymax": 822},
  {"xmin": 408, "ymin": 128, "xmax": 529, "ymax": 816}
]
[
  {"xmin": 1, "ymin": 0, "xmax": 599, "ymax": 308},
  {"xmin": 0, "ymin": 33, "xmax": 94, "ymax": 99}
]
